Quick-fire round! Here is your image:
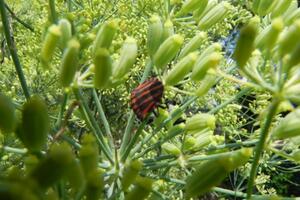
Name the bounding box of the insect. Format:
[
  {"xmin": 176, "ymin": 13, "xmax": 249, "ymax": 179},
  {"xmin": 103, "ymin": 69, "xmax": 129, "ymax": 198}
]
[{"xmin": 130, "ymin": 77, "xmax": 164, "ymax": 120}]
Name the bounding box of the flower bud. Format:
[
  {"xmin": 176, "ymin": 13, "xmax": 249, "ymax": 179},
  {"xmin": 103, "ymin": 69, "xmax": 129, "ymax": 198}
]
[
  {"xmin": 257, "ymin": 0, "xmax": 275, "ymax": 16},
  {"xmin": 153, "ymin": 109, "xmax": 171, "ymax": 128},
  {"xmin": 198, "ymin": 2, "xmax": 231, "ymax": 30},
  {"xmin": 162, "ymin": 19, "xmax": 174, "ymax": 41},
  {"xmin": 191, "ymin": 52, "xmax": 221, "ymax": 81},
  {"xmin": 122, "ymin": 159, "xmax": 143, "ymax": 191},
  {"xmin": 30, "ymin": 143, "xmax": 74, "ymax": 188},
  {"xmin": 178, "ymin": 32, "xmax": 207, "ymax": 59},
  {"xmin": 59, "ymin": 39, "xmax": 80, "ymax": 87},
  {"xmin": 58, "ymin": 19, "xmax": 72, "ymax": 49},
  {"xmin": 41, "ymin": 25, "xmax": 61, "ymax": 65},
  {"xmin": 153, "ymin": 34, "xmax": 184, "ymax": 70},
  {"xmin": 16, "ymin": 96, "xmax": 49, "ymax": 152},
  {"xmin": 193, "ymin": 0, "xmax": 217, "ymax": 22},
  {"xmin": 272, "ymin": 109, "xmax": 300, "ymax": 139},
  {"xmin": 233, "ymin": 17, "xmax": 259, "ymax": 69},
  {"xmin": 271, "ymin": 0, "xmax": 293, "ymax": 18},
  {"xmin": 194, "ymin": 131, "xmax": 214, "ymax": 149},
  {"xmin": 198, "ymin": 42, "xmax": 222, "ymax": 61},
  {"xmin": 177, "ymin": 0, "xmax": 208, "ymax": 16},
  {"xmin": 0, "ymin": 93, "xmax": 16, "ymax": 133},
  {"xmin": 93, "ymin": 19, "xmax": 118, "ymax": 53},
  {"xmin": 255, "ymin": 18, "xmax": 284, "ymax": 51},
  {"xmin": 79, "ymin": 134, "xmax": 99, "ymax": 176},
  {"xmin": 93, "ymin": 48, "xmax": 113, "ymax": 89},
  {"xmin": 185, "ymin": 148, "xmax": 252, "ymax": 198},
  {"xmin": 194, "ymin": 71, "xmax": 217, "ymax": 97},
  {"xmin": 164, "ymin": 52, "xmax": 198, "ymax": 86},
  {"xmin": 183, "ymin": 136, "xmax": 196, "ymax": 150},
  {"xmin": 185, "ymin": 113, "xmax": 215, "ymax": 132},
  {"xmin": 278, "ymin": 20, "xmax": 300, "ymax": 57},
  {"xmin": 162, "ymin": 142, "xmax": 181, "ymax": 156},
  {"xmin": 85, "ymin": 169, "xmax": 104, "ymax": 200},
  {"xmin": 147, "ymin": 15, "xmax": 163, "ymax": 57},
  {"xmin": 113, "ymin": 37, "xmax": 138, "ymax": 80},
  {"xmin": 66, "ymin": 160, "xmax": 85, "ymax": 192},
  {"xmin": 125, "ymin": 176, "xmax": 154, "ymax": 200},
  {"xmin": 166, "ymin": 123, "xmax": 185, "ymax": 138}
]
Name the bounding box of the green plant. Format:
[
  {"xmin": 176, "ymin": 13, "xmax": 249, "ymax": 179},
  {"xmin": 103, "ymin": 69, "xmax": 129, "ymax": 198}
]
[{"xmin": 1, "ymin": 0, "xmax": 300, "ymax": 200}]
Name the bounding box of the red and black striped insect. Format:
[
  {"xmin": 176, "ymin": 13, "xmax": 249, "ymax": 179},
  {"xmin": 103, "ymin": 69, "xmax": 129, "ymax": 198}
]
[{"xmin": 130, "ymin": 77, "xmax": 164, "ymax": 120}]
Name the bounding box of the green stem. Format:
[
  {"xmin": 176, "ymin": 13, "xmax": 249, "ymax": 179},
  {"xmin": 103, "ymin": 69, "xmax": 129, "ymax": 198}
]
[
  {"xmin": 48, "ymin": 0, "xmax": 57, "ymax": 23},
  {"xmin": 120, "ymin": 59, "xmax": 153, "ymax": 156},
  {"xmin": 2, "ymin": 146, "xmax": 27, "ymax": 154},
  {"xmin": 92, "ymin": 89, "xmax": 114, "ymax": 149},
  {"xmin": 246, "ymin": 99, "xmax": 280, "ymax": 199},
  {"xmin": 121, "ymin": 119, "xmax": 147, "ymax": 162},
  {"xmin": 209, "ymin": 88, "xmax": 252, "ymax": 114},
  {"xmin": 73, "ymin": 88, "xmax": 114, "ymax": 164},
  {"xmin": 0, "ymin": 0, "xmax": 30, "ymax": 99},
  {"xmin": 4, "ymin": 3, "xmax": 34, "ymax": 32},
  {"xmin": 204, "ymin": 139, "xmax": 258, "ymax": 152},
  {"xmin": 55, "ymin": 93, "xmax": 69, "ymax": 128}
]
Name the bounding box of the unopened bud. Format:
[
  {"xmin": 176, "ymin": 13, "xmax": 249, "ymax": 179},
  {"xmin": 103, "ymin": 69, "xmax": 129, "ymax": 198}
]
[
  {"xmin": 41, "ymin": 25, "xmax": 61, "ymax": 65},
  {"xmin": 153, "ymin": 34, "xmax": 184, "ymax": 70},
  {"xmin": 198, "ymin": 2, "xmax": 231, "ymax": 30},
  {"xmin": 178, "ymin": 32, "xmax": 207, "ymax": 59},
  {"xmin": 177, "ymin": 0, "xmax": 208, "ymax": 16},
  {"xmin": 58, "ymin": 19, "xmax": 72, "ymax": 49},
  {"xmin": 255, "ymin": 18, "xmax": 284, "ymax": 50},
  {"xmin": 165, "ymin": 52, "xmax": 198, "ymax": 86},
  {"xmin": 272, "ymin": 109, "xmax": 300, "ymax": 139},
  {"xmin": 147, "ymin": 15, "xmax": 163, "ymax": 57},
  {"xmin": 191, "ymin": 52, "xmax": 222, "ymax": 81},
  {"xmin": 185, "ymin": 113, "xmax": 216, "ymax": 131},
  {"xmin": 0, "ymin": 93, "xmax": 16, "ymax": 133},
  {"xmin": 113, "ymin": 37, "xmax": 138, "ymax": 80},
  {"xmin": 162, "ymin": 143, "xmax": 181, "ymax": 156},
  {"xmin": 59, "ymin": 39, "xmax": 80, "ymax": 87},
  {"xmin": 93, "ymin": 19, "xmax": 118, "ymax": 53},
  {"xmin": 93, "ymin": 48, "xmax": 112, "ymax": 89},
  {"xmin": 278, "ymin": 20, "xmax": 300, "ymax": 57},
  {"xmin": 234, "ymin": 17, "xmax": 259, "ymax": 69}
]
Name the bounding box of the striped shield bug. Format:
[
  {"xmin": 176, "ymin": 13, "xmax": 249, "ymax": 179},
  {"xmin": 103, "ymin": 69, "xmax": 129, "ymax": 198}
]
[{"xmin": 130, "ymin": 77, "xmax": 164, "ymax": 120}]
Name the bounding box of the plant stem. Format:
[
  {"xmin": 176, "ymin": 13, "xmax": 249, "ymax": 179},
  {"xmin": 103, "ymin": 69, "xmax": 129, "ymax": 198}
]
[
  {"xmin": 2, "ymin": 146, "xmax": 27, "ymax": 154},
  {"xmin": 48, "ymin": 0, "xmax": 57, "ymax": 23},
  {"xmin": 121, "ymin": 119, "xmax": 147, "ymax": 162},
  {"xmin": 246, "ymin": 99, "xmax": 280, "ymax": 199},
  {"xmin": 0, "ymin": 0, "xmax": 30, "ymax": 99},
  {"xmin": 120, "ymin": 59, "xmax": 153, "ymax": 156},
  {"xmin": 4, "ymin": 3, "xmax": 34, "ymax": 32},
  {"xmin": 55, "ymin": 93, "xmax": 69, "ymax": 128},
  {"xmin": 92, "ymin": 89, "xmax": 114, "ymax": 149},
  {"xmin": 208, "ymin": 87, "xmax": 252, "ymax": 114},
  {"xmin": 73, "ymin": 88, "xmax": 114, "ymax": 164}
]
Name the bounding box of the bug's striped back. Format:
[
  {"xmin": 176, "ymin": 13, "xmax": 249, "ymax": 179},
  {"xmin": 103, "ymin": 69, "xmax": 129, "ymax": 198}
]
[{"xmin": 130, "ymin": 77, "xmax": 164, "ymax": 120}]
